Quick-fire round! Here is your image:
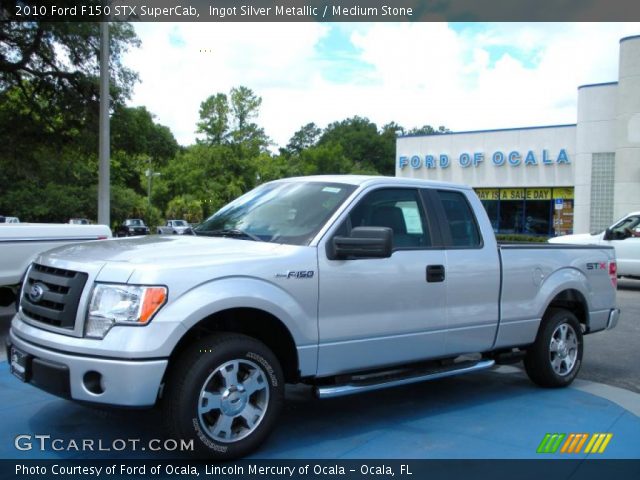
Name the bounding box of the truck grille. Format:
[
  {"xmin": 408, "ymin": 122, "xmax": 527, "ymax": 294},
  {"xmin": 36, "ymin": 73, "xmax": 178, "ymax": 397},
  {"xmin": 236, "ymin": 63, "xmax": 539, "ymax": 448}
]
[{"xmin": 21, "ymin": 264, "xmax": 88, "ymax": 330}]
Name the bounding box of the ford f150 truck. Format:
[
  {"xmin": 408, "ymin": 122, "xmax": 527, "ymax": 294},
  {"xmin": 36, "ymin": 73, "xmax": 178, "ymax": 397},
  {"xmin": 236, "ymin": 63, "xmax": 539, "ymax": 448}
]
[{"xmin": 6, "ymin": 176, "xmax": 619, "ymax": 459}]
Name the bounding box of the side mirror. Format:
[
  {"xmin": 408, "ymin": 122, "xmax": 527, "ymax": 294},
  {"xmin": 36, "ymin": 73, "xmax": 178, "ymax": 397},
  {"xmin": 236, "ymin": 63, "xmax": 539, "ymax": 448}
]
[
  {"xmin": 603, "ymin": 228, "xmax": 613, "ymax": 241},
  {"xmin": 329, "ymin": 226, "xmax": 393, "ymax": 260}
]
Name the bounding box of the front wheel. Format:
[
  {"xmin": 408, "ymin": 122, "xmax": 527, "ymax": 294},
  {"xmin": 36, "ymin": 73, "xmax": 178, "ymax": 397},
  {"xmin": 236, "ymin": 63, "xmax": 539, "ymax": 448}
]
[
  {"xmin": 524, "ymin": 308, "xmax": 583, "ymax": 388},
  {"xmin": 162, "ymin": 333, "xmax": 284, "ymax": 459}
]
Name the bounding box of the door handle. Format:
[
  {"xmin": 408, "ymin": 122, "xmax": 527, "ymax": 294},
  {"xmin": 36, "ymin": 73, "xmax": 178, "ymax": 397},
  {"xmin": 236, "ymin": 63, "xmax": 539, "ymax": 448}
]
[{"xmin": 426, "ymin": 265, "xmax": 445, "ymax": 283}]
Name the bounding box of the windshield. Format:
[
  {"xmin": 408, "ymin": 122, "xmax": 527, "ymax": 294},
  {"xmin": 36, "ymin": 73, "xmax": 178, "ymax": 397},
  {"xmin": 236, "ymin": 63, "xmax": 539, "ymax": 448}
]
[
  {"xmin": 126, "ymin": 219, "xmax": 144, "ymax": 226},
  {"xmin": 194, "ymin": 181, "xmax": 356, "ymax": 245},
  {"xmin": 611, "ymin": 215, "xmax": 640, "ymax": 235}
]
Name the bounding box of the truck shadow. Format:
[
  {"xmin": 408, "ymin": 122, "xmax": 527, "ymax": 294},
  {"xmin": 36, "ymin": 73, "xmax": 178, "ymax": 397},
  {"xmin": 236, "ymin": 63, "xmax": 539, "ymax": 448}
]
[
  {"xmin": 617, "ymin": 278, "xmax": 640, "ymax": 291},
  {"xmin": 22, "ymin": 368, "xmax": 564, "ymax": 459}
]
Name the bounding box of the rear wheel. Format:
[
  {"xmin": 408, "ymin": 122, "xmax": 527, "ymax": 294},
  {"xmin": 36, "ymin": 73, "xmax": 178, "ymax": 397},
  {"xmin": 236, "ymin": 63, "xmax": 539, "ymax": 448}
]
[
  {"xmin": 162, "ymin": 333, "xmax": 284, "ymax": 459},
  {"xmin": 524, "ymin": 308, "xmax": 583, "ymax": 388}
]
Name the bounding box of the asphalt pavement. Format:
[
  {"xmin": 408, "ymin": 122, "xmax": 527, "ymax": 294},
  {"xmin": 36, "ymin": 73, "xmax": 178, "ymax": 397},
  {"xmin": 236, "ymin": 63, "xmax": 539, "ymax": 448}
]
[{"xmin": 576, "ymin": 278, "xmax": 640, "ymax": 393}]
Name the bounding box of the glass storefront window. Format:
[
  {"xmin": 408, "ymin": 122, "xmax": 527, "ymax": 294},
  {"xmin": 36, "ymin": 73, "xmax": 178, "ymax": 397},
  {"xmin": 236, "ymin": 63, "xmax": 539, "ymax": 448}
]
[
  {"xmin": 499, "ymin": 199, "xmax": 525, "ymax": 234},
  {"xmin": 480, "ymin": 200, "xmax": 499, "ymax": 233},
  {"xmin": 524, "ymin": 201, "xmax": 551, "ymax": 235},
  {"xmin": 473, "ymin": 187, "xmax": 574, "ymax": 237}
]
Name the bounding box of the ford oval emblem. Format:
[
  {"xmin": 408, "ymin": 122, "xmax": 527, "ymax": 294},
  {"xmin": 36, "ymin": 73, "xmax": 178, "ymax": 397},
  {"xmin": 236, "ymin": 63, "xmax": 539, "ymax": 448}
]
[{"xmin": 28, "ymin": 283, "xmax": 45, "ymax": 303}]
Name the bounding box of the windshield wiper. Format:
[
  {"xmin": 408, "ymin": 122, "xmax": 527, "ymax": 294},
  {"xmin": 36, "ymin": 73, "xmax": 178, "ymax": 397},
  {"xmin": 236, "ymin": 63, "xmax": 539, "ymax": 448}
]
[{"xmin": 198, "ymin": 228, "xmax": 263, "ymax": 242}]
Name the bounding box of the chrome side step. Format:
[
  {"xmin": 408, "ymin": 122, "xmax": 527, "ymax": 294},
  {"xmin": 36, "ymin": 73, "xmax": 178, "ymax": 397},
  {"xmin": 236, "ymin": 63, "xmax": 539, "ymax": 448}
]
[{"xmin": 315, "ymin": 359, "xmax": 495, "ymax": 399}]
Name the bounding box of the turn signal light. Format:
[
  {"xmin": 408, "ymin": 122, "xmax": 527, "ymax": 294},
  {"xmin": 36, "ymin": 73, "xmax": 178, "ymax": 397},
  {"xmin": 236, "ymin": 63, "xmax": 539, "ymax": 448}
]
[
  {"xmin": 609, "ymin": 261, "xmax": 617, "ymax": 288},
  {"xmin": 140, "ymin": 287, "xmax": 167, "ymax": 324}
]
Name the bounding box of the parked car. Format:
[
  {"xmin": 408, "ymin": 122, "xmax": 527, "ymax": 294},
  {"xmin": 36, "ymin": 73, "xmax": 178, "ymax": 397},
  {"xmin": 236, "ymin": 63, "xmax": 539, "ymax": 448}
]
[
  {"xmin": 0, "ymin": 222, "xmax": 111, "ymax": 307},
  {"xmin": 157, "ymin": 219, "xmax": 192, "ymax": 235},
  {"xmin": 549, "ymin": 211, "xmax": 640, "ymax": 278},
  {"xmin": 115, "ymin": 218, "xmax": 150, "ymax": 237},
  {"xmin": 0, "ymin": 216, "xmax": 20, "ymax": 223},
  {"xmin": 7, "ymin": 176, "xmax": 619, "ymax": 459},
  {"xmin": 69, "ymin": 218, "xmax": 90, "ymax": 225}
]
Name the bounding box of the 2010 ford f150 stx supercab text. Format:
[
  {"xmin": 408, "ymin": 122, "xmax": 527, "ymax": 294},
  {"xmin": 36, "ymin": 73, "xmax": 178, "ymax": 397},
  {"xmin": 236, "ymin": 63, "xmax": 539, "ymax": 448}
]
[{"xmin": 7, "ymin": 176, "xmax": 619, "ymax": 458}]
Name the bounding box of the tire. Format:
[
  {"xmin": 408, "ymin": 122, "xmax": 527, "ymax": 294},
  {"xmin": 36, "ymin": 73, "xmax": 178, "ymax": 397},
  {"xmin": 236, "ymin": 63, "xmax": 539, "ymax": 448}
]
[
  {"xmin": 524, "ymin": 308, "xmax": 583, "ymax": 388},
  {"xmin": 162, "ymin": 333, "xmax": 284, "ymax": 459}
]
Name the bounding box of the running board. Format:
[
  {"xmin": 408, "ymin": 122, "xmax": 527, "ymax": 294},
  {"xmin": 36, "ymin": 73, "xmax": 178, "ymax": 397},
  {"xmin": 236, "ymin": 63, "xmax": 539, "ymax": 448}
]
[{"xmin": 315, "ymin": 359, "xmax": 495, "ymax": 399}]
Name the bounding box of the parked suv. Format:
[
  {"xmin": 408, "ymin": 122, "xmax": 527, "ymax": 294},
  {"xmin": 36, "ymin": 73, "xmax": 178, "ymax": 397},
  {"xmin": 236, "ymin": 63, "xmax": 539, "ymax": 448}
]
[
  {"xmin": 115, "ymin": 219, "xmax": 150, "ymax": 237},
  {"xmin": 157, "ymin": 219, "xmax": 192, "ymax": 235}
]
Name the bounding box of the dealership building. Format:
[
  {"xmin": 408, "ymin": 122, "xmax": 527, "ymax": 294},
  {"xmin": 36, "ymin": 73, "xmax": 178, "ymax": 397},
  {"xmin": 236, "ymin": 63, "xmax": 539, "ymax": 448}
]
[{"xmin": 396, "ymin": 35, "xmax": 640, "ymax": 236}]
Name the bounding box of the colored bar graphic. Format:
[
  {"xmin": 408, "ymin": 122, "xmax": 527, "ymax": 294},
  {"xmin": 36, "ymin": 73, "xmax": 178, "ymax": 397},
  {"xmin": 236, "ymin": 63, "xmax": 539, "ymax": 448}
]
[
  {"xmin": 538, "ymin": 433, "xmax": 612, "ymax": 454},
  {"xmin": 575, "ymin": 434, "xmax": 589, "ymax": 453},
  {"xmin": 598, "ymin": 433, "xmax": 613, "ymax": 453},
  {"xmin": 560, "ymin": 434, "xmax": 575, "ymax": 453},
  {"xmin": 537, "ymin": 434, "xmax": 552, "ymax": 453},
  {"xmin": 560, "ymin": 433, "xmax": 588, "ymax": 453},
  {"xmin": 585, "ymin": 433, "xmax": 613, "ymax": 454},
  {"xmin": 584, "ymin": 434, "xmax": 598, "ymax": 453},
  {"xmin": 537, "ymin": 433, "xmax": 566, "ymax": 453}
]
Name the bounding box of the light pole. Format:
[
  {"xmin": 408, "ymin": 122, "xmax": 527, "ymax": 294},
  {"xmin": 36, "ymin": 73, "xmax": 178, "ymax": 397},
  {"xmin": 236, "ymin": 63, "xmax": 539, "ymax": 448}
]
[
  {"xmin": 146, "ymin": 158, "xmax": 161, "ymax": 216},
  {"xmin": 98, "ymin": 20, "xmax": 110, "ymax": 226}
]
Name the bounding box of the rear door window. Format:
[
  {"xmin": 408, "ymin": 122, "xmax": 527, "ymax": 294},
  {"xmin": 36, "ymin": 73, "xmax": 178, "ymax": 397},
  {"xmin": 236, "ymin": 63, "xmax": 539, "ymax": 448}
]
[{"xmin": 436, "ymin": 190, "xmax": 482, "ymax": 248}]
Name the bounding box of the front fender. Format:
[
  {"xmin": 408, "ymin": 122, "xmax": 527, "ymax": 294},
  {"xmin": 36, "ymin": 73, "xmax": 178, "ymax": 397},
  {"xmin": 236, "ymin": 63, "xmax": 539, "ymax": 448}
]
[{"xmin": 154, "ymin": 276, "xmax": 318, "ymax": 374}]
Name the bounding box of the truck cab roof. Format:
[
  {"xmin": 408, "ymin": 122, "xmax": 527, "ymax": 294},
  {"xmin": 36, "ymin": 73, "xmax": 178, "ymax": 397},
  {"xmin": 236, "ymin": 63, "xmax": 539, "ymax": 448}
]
[{"xmin": 274, "ymin": 175, "xmax": 472, "ymax": 191}]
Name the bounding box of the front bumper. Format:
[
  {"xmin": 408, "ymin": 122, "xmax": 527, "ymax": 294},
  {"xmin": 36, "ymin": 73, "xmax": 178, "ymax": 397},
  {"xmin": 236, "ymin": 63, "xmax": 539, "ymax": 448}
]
[{"xmin": 7, "ymin": 330, "xmax": 167, "ymax": 407}]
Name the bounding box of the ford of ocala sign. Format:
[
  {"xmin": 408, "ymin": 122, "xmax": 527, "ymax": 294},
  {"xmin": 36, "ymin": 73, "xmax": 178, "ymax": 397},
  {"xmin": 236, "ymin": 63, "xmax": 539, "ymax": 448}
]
[{"xmin": 398, "ymin": 149, "xmax": 570, "ymax": 169}]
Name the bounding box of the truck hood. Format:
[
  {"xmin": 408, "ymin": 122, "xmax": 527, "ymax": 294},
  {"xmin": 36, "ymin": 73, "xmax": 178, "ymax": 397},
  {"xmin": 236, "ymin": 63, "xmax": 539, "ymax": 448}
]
[
  {"xmin": 43, "ymin": 235, "xmax": 285, "ymax": 266},
  {"xmin": 548, "ymin": 232, "xmax": 602, "ymax": 244}
]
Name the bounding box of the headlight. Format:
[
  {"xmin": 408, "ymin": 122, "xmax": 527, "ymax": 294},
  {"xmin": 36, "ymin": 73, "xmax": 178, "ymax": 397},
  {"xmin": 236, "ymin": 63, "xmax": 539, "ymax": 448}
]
[{"xmin": 85, "ymin": 284, "xmax": 167, "ymax": 339}]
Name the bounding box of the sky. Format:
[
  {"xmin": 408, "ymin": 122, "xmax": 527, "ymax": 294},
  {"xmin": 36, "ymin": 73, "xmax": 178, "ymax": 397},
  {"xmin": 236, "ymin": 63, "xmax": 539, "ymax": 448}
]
[{"xmin": 122, "ymin": 22, "xmax": 640, "ymax": 149}]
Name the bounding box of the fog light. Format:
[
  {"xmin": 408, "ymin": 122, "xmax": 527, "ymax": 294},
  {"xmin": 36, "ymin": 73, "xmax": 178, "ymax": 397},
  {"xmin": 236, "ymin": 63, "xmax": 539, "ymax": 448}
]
[{"xmin": 83, "ymin": 371, "xmax": 104, "ymax": 395}]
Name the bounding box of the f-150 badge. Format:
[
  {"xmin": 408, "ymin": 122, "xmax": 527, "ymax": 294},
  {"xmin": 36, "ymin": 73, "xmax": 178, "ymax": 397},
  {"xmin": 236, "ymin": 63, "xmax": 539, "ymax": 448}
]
[{"xmin": 275, "ymin": 270, "xmax": 315, "ymax": 279}]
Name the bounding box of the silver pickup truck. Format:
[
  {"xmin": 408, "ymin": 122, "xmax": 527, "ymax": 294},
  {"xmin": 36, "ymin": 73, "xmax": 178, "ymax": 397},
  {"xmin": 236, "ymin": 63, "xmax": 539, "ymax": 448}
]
[{"xmin": 7, "ymin": 176, "xmax": 619, "ymax": 458}]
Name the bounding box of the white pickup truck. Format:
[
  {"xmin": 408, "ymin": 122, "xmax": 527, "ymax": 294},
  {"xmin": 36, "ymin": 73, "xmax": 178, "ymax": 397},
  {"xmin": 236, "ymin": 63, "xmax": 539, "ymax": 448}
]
[
  {"xmin": 549, "ymin": 211, "xmax": 640, "ymax": 278},
  {"xmin": 0, "ymin": 223, "xmax": 111, "ymax": 307},
  {"xmin": 7, "ymin": 176, "xmax": 619, "ymax": 459},
  {"xmin": 156, "ymin": 219, "xmax": 191, "ymax": 235}
]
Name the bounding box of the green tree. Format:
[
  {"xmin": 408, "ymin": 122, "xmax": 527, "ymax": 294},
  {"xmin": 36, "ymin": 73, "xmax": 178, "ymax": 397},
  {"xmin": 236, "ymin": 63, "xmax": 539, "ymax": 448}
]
[
  {"xmin": 229, "ymin": 86, "xmax": 270, "ymax": 153},
  {"xmin": 196, "ymin": 93, "xmax": 229, "ymax": 145},
  {"xmin": 196, "ymin": 86, "xmax": 269, "ymax": 155},
  {"xmin": 0, "ymin": 20, "xmax": 141, "ymax": 222},
  {"xmin": 0, "ymin": 21, "xmax": 139, "ymax": 135},
  {"xmin": 318, "ymin": 116, "xmax": 391, "ymax": 174},
  {"xmin": 282, "ymin": 122, "xmax": 321, "ymax": 156},
  {"xmin": 290, "ymin": 143, "xmax": 357, "ymax": 176},
  {"xmin": 165, "ymin": 195, "xmax": 203, "ymax": 223},
  {"xmin": 159, "ymin": 144, "xmax": 256, "ymax": 217},
  {"xmin": 111, "ymin": 106, "xmax": 178, "ymax": 165},
  {"xmin": 407, "ymin": 125, "xmax": 450, "ymax": 136},
  {"xmin": 255, "ymin": 152, "xmax": 291, "ymax": 183}
]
